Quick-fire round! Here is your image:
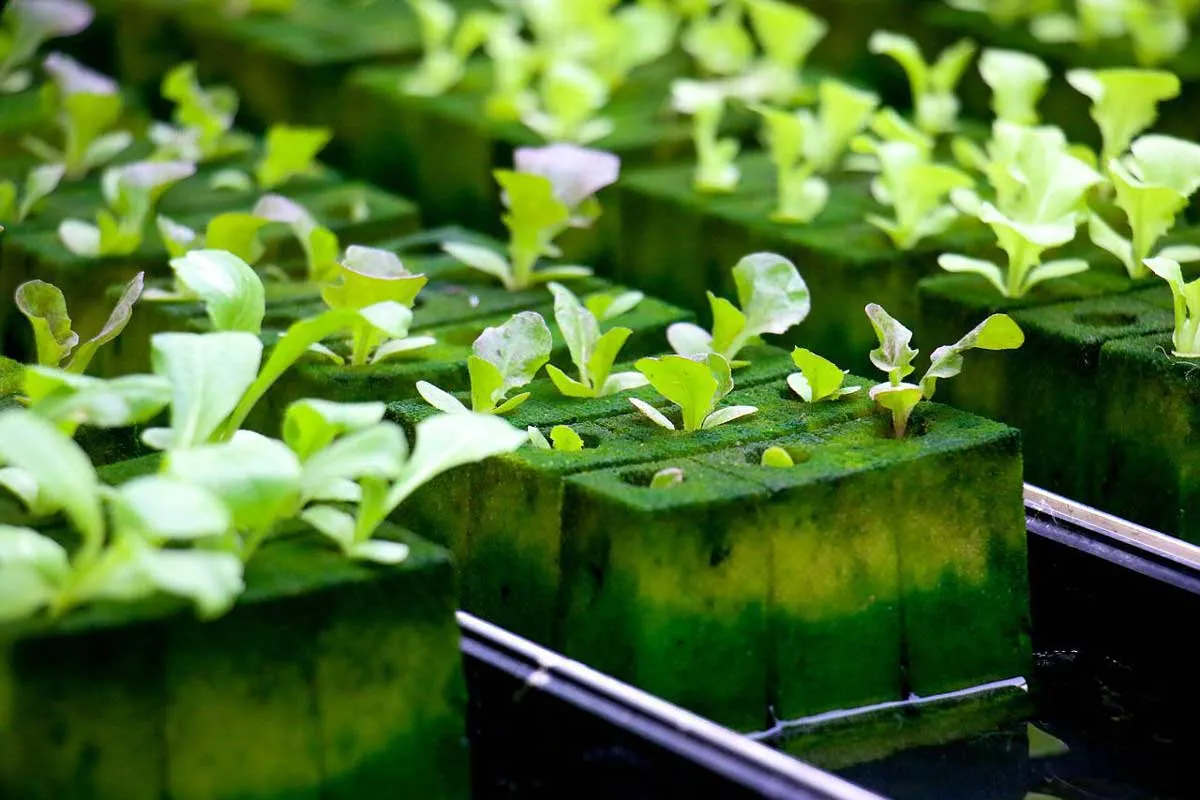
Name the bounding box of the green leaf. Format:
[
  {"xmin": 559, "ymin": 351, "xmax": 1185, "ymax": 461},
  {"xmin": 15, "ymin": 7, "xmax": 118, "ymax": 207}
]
[
  {"xmin": 1146, "ymin": 256, "xmax": 1200, "ymax": 357},
  {"xmin": 545, "ymin": 363, "xmax": 595, "ymax": 398},
  {"xmin": 920, "ymin": 314, "xmax": 1024, "ymax": 398},
  {"xmin": 467, "ymin": 355, "xmax": 506, "ymax": 413},
  {"xmin": 549, "ymin": 281, "xmax": 600, "ymax": 386},
  {"xmin": 63, "ymin": 270, "xmax": 143, "ymax": 374},
  {"xmin": 300, "ymin": 423, "xmax": 407, "ymax": 500},
  {"xmin": 0, "ymin": 527, "xmax": 67, "ymax": 621},
  {"xmin": 1067, "ymin": 68, "xmax": 1181, "ymax": 164},
  {"xmin": 585, "ymin": 290, "xmax": 643, "ymax": 321},
  {"xmin": 938, "ymin": 253, "xmax": 1009, "ymax": 296},
  {"xmin": 170, "ymin": 249, "xmax": 265, "ymax": 334},
  {"xmin": 745, "ymin": 0, "xmax": 827, "ymax": 73},
  {"xmin": 0, "ymin": 409, "xmax": 104, "ymax": 547},
  {"xmin": 588, "ymin": 327, "xmax": 633, "ymax": 395},
  {"xmin": 15, "ymin": 279, "xmax": 78, "ymax": 367},
  {"xmin": 649, "ymin": 466, "xmax": 685, "ymax": 489},
  {"xmin": 761, "ymin": 446, "xmax": 795, "ymax": 468},
  {"xmin": 26, "ymin": 369, "xmax": 171, "ymax": 433},
  {"xmin": 527, "ymin": 426, "xmax": 552, "ymax": 449},
  {"xmin": 635, "ymin": 354, "xmax": 718, "ymax": 432},
  {"xmin": 110, "ymin": 476, "xmax": 232, "ymax": 541},
  {"xmin": 494, "ymin": 169, "xmax": 571, "ymax": 288},
  {"xmin": 869, "ymin": 382, "xmax": 924, "ymax": 438},
  {"xmin": 417, "ymin": 381, "xmax": 469, "ymax": 414},
  {"xmin": 322, "ymin": 245, "xmax": 428, "ymax": 311},
  {"xmin": 17, "ymin": 163, "xmax": 66, "ymax": 221},
  {"xmin": 629, "ymin": 397, "xmax": 676, "ymax": 430},
  {"xmin": 129, "ymin": 546, "xmax": 244, "ymax": 618},
  {"xmin": 149, "ymin": 331, "xmax": 263, "ymax": 449},
  {"xmin": 472, "ymin": 311, "xmax": 553, "ymax": 404},
  {"xmin": 204, "ymin": 212, "xmax": 271, "ymax": 265},
  {"xmin": 1027, "ymin": 723, "xmax": 1070, "ymax": 759},
  {"xmin": 866, "ymin": 303, "xmax": 919, "ymax": 382},
  {"xmin": 442, "ymin": 241, "xmax": 513, "ymax": 287},
  {"xmin": 666, "ymin": 321, "xmax": 713, "ymax": 358},
  {"xmin": 702, "ymin": 404, "xmax": 758, "ymax": 429},
  {"xmin": 164, "ymin": 431, "xmax": 302, "ymax": 542},
  {"xmin": 788, "ymin": 348, "xmax": 855, "ymax": 402},
  {"xmin": 255, "ymin": 125, "xmax": 331, "ymax": 189},
  {"xmin": 980, "ymin": 48, "xmax": 1050, "ymax": 125},
  {"xmin": 549, "ymin": 424, "xmax": 585, "ymax": 452},
  {"xmin": 375, "ymin": 412, "xmax": 528, "ymax": 531},
  {"xmin": 733, "ymin": 252, "xmax": 811, "ymax": 346},
  {"xmin": 282, "ymin": 399, "xmax": 386, "ymax": 461}
]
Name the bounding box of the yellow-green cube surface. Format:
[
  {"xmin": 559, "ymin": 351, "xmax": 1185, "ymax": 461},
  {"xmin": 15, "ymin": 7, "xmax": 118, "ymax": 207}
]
[{"xmin": 0, "ymin": 527, "xmax": 467, "ymax": 800}]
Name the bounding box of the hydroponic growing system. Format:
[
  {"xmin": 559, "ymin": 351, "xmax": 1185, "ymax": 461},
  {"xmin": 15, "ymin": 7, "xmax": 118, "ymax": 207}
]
[{"xmin": 2, "ymin": 0, "xmax": 1199, "ymax": 797}]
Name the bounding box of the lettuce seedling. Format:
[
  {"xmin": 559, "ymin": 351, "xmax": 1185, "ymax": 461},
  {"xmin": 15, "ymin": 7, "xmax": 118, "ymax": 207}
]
[
  {"xmin": 57, "ymin": 160, "xmax": 195, "ymax": 256},
  {"xmin": 521, "ymin": 59, "xmax": 614, "ymax": 145},
  {"xmin": 254, "ymin": 124, "xmax": 332, "ymax": 190},
  {"xmin": 1067, "ymin": 68, "xmax": 1180, "ymax": 168},
  {"xmin": 24, "ymin": 52, "xmax": 132, "ymax": 180},
  {"xmin": 940, "ymin": 125, "xmax": 1103, "ymax": 297},
  {"xmin": 443, "ymin": 165, "xmax": 597, "ymax": 290},
  {"xmin": 760, "ymin": 446, "xmax": 794, "ymax": 468},
  {"xmin": 864, "ymin": 140, "xmax": 974, "ymax": 250},
  {"xmin": 650, "ymin": 466, "xmax": 685, "ymax": 488},
  {"xmin": 0, "ymin": 0, "xmax": 94, "ymax": 94},
  {"xmin": 681, "ymin": 0, "xmax": 755, "ymax": 77},
  {"xmin": 15, "ymin": 271, "xmax": 144, "ymax": 375},
  {"xmin": 544, "ymin": 281, "xmax": 647, "ymax": 398},
  {"xmin": 527, "ymin": 424, "xmax": 585, "ymax": 451},
  {"xmin": 319, "ymin": 245, "xmax": 434, "ymax": 366},
  {"xmin": 869, "ymin": 31, "xmax": 976, "ymax": 136},
  {"xmin": 299, "ymin": 409, "xmax": 528, "ymax": 563},
  {"xmin": 1088, "ymin": 134, "xmax": 1200, "ymax": 279},
  {"xmin": 630, "ymin": 352, "xmax": 757, "ymax": 432},
  {"xmin": 1146, "ymin": 256, "xmax": 1200, "ymax": 358},
  {"xmin": 482, "ymin": 16, "xmax": 538, "ymax": 121},
  {"xmin": 866, "ymin": 303, "xmax": 1023, "ymax": 437},
  {"xmin": 668, "ymin": 252, "xmax": 810, "ymax": 365},
  {"xmin": 743, "ymin": 0, "xmax": 828, "ymax": 105},
  {"xmin": 1033, "ymin": 1, "xmax": 1188, "ymax": 66},
  {"xmin": 141, "ymin": 250, "xmax": 430, "ymax": 446},
  {"xmin": 979, "ymin": 48, "xmax": 1050, "ymax": 125},
  {"xmin": 0, "ymin": 163, "xmax": 64, "ymax": 223},
  {"xmin": 787, "ymin": 347, "xmax": 860, "ymax": 402},
  {"xmin": 150, "ymin": 62, "xmax": 252, "ymax": 162},
  {"xmin": 417, "ymin": 311, "xmax": 553, "ymax": 415},
  {"xmin": 672, "ymin": 78, "xmax": 740, "ymax": 193},
  {"xmin": 752, "ymin": 79, "xmax": 880, "ymax": 222},
  {"xmin": 0, "ymin": 409, "xmax": 243, "ymax": 621},
  {"xmin": 586, "ymin": 288, "xmax": 643, "ymax": 321},
  {"xmin": 405, "ymin": 0, "xmax": 497, "ymax": 96},
  {"xmin": 513, "ymin": 143, "xmax": 621, "ymax": 230}
]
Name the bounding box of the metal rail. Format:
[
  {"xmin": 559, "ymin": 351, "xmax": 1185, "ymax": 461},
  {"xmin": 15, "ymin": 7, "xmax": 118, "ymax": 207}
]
[
  {"xmin": 458, "ymin": 611, "xmax": 888, "ymax": 800},
  {"xmin": 1024, "ymin": 483, "xmax": 1200, "ymax": 594}
]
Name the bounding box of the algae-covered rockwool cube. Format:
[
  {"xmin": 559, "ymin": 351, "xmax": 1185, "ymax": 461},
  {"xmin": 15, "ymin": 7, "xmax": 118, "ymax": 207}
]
[
  {"xmin": 0, "ymin": 529, "xmax": 469, "ymax": 800},
  {"xmin": 700, "ymin": 406, "xmax": 1029, "ymax": 710},
  {"xmin": 560, "ymin": 458, "xmax": 775, "ymax": 730},
  {"xmin": 1099, "ymin": 333, "xmax": 1200, "ymax": 540},
  {"xmin": 616, "ymin": 154, "xmax": 990, "ymax": 373},
  {"xmin": 918, "ymin": 279, "xmax": 1173, "ymax": 504}
]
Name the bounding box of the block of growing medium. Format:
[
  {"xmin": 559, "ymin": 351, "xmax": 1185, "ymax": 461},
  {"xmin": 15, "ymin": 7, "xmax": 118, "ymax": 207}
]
[{"xmin": 1098, "ymin": 257, "xmax": 1200, "ymax": 540}]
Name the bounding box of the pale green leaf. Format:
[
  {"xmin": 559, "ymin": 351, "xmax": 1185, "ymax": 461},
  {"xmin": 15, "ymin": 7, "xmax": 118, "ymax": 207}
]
[
  {"xmin": 170, "ymin": 249, "xmax": 265, "ymax": 334},
  {"xmin": 629, "ymin": 397, "xmax": 675, "ymax": 430},
  {"xmin": 649, "ymin": 466, "xmax": 684, "ymax": 488},
  {"xmin": 15, "ymin": 279, "xmax": 78, "ymax": 366},
  {"xmin": 255, "ymin": 125, "xmax": 331, "ymax": 189},
  {"xmin": 110, "ymin": 476, "xmax": 231, "ymax": 541},
  {"xmin": 635, "ymin": 354, "xmax": 717, "ymax": 432},
  {"xmin": 417, "ymin": 380, "xmax": 469, "ymax": 414}
]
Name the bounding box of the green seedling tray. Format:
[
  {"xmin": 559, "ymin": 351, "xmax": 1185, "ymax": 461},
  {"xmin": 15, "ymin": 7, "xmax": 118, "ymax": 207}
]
[
  {"xmin": 559, "ymin": 402, "xmax": 1027, "ymax": 729},
  {"xmin": 1099, "ymin": 333, "xmax": 1200, "ymax": 541},
  {"xmin": 616, "ymin": 153, "xmax": 993, "ymax": 373},
  {"xmin": 0, "ymin": 525, "xmax": 469, "ymax": 800}
]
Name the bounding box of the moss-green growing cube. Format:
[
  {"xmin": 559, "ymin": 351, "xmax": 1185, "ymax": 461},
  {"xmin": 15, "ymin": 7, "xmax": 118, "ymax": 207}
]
[
  {"xmin": 0, "ymin": 528, "xmax": 468, "ymax": 800},
  {"xmin": 560, "ymin": 458, "xmax": 774, "ymax": 730},
  {"xmin": 1099, "ymin": 332, "xmax": 1200, "ymax": 540},
  {"xmin": 699, "ymin": 405, "xmax": 1028, "ymax": 708},
  {"xmin": 918, "ymin": 278, "xmax": 1173, "ymax": 504}
]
